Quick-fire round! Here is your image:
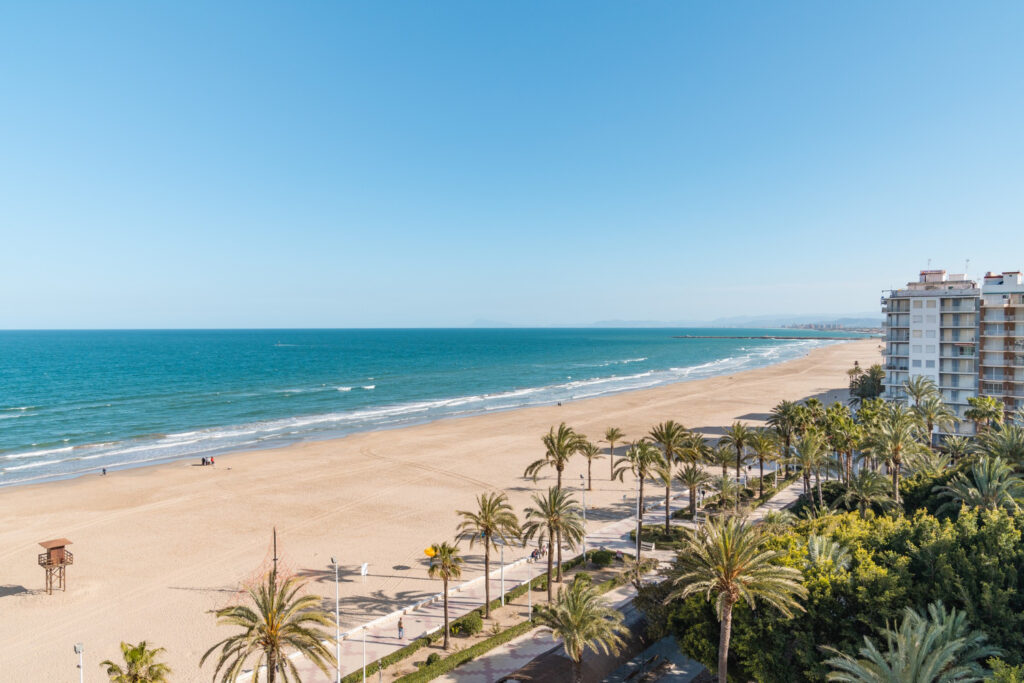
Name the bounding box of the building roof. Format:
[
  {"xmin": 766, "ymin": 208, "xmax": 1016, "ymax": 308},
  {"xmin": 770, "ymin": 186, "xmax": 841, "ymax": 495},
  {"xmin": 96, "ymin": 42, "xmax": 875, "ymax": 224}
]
[{"xmin": 38, "ymin": 538, "xmax": 72, "ymax": 549}]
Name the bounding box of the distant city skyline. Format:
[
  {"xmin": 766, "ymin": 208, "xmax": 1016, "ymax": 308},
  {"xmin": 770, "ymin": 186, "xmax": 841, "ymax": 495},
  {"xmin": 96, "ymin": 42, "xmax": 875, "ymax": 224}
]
[{"xmin": 2, "ymin": 3, "xmax": 1023, "ymax": 329}]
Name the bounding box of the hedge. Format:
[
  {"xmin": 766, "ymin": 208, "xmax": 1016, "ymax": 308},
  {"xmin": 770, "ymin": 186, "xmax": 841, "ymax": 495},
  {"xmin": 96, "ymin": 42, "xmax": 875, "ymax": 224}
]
[{"xmin": 394, "ymin": 619, "xmax": 538, "ymax": 682}]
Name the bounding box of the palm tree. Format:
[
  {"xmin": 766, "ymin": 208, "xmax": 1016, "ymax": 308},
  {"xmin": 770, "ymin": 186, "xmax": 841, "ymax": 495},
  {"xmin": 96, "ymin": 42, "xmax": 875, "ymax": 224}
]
[
  {"xmin": 522, "ymin": 487, "xmax": 585, "ymax": 598},
  {"xmin": 576, "ymin": 441, "xmax": 603, "ymax": 491},
  {"xmin": 768, "ymin": 400, "xmax": 800, "ymax": 475},
  {"xmin": 525, "ymin": 423, "xmax": 584, "ymax": 489},
  {"xmin": 603, "ymin": 427, "xmax": 625, "ymax": 480},
  {"xmin": 613, "ymin": 441, "xmax": 666, "ymax": 561},
  {"xmin": 836, "ymin": 469, "xmax": 894, "ymax": 519},
  {"xmin": 863, "ymin": 403, "xmax": 928, "ymax": 505},
  {"xmin": 850, "ymin": 365, "xmax": 886, "ymax": 406},
  {"xmin": 965, "ymin": 395, "xmax": 1005, "ymax": 433},
  {"xmin": 201, "ymin": 569, "xmax": 336, "ymax": 682},
  {"xmin": 100, "ymin": 642, "xmax": 170, "ymax": 683},
  {"xmin": 720, "ymin": 422, "xmax": 754, "ymax": 482},
  {"xmin": 904, "ymin": 450, "xmax": 951, "ymax": 478},
  {"xmin": 682, "ymin": 432, "xmax": 713, "ymax": 465},
  {"xmin": 759, "ymin": 510, "xmax": 797, "ymax": 534},
  {"xmin": 427, "ymin": 542, "xmax": 464, "ymax": 649},
  {"xmin": 712, "ymin": 474, "xmax": 742, "ymax": 515},
  {"xmin": 748, "ymin": 429, "xmax": 776, "ymax": 498},
  {"xmin": 804, "ymin": 535, "xmax": 852, "ymax": 573},
  {"xmin": 825, "ymin": 402, "xmax": 859, "ymax": 484},
  {"xmin": 942, "ymin": 434, "xmax": 972, "ymax": 466},
  {"xmin": 709, "ymin": 444, "xmax": 734, "ymax": 481},
  {"xmin": 456, "ymin": 492, "xmax": 520, "ymax": 618},
  {"xmin": 533, "ymin": 576, "xmax": 627, "ymax": 683},
  {"xmin": 933, "ymin": 456, "xmax": 1024, "ymax": 515},
  {"xmin": 913, "ymin": 393, "xmax": 956, "ymax": 449},
  {"xmin": 904, "ymin": 374, "xmax": 940, "ymax": 406},
  {"xmin": 667, "ymin": 516, "xmax": 807, "ymax": 683},
  {"xmin": 824, "ymin": 601, "xmax": 1001, "ymax": 682},
  {"xmin": 650, "ymin": 420, "xmax": 688, "ymax": 465},
  {"xmin": 976, "ymin": 422, "xmax": 1024, "ymax": 466},
  {"xmin": 792, "ymin": 430, "xmax": 830, "ymax": 506},
  {"xmin": 676, "ymin": 462, "xmax": 713, "ymax": 518}
]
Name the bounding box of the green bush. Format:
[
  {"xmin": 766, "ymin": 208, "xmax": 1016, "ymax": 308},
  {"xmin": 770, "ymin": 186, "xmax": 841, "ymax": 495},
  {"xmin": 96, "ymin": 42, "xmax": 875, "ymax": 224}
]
[
  {"xmin": 425, "ymin": 653, "xmax": 441, "ymax": 666},
  {"xmin": 460, "ymin": 610, "xmax": 483, "ymax": 636},
  {"xmin": 590, "ymin": 549, "xmax": 615, "ymax": 567},
  {"xmin": 396, "ymin": 619, "xmax": 537, "ymax": 682}
]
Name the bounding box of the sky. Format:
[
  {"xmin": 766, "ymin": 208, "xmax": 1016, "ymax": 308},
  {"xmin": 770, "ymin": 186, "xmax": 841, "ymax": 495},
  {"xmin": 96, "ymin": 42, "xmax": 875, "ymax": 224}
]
[{"xmin": 2, "ymin": 2, "xmax": 1023, "ymax": 328}]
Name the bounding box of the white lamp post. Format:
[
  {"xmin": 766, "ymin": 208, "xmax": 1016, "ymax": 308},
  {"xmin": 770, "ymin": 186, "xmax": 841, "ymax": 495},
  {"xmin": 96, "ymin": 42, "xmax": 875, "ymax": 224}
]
[
  {"xmin": 635, "ymin": 474, "xmax": 641, "ymax": 557},
  {"xmin": 331, "ymin": 557, "xmax": 340, "ymax": 683},
  {"xmin": 579, "ymin": 474, "xmax": 587, "ymax": 559},
  {"xmin": 362, "ymin": 626, "xmax": 367, "ymax": 683},
  {"xmin": 74, "ymin": 643, "xmax": 83, "ymax": 683}
]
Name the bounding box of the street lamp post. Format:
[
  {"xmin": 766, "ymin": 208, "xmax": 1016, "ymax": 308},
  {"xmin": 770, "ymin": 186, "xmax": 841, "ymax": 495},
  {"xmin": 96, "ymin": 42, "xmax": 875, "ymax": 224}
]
[
  {"xmin": 331, "ymin": 557, "xmax": 340, "ymax": 683},
  {"xmin": 362, "ymin": 626, "xmax": 367, "ymax": 683},
  {"xmin": 74, "ymin": 643, "xmax": 83, "ymax": 683},
  {"xmin": 499, "ymin": 541, "xmax": 505, "ymax": 606},
  {"xmin": 635, "ymin": 474, "xmax": 641, "ymax": 558}
]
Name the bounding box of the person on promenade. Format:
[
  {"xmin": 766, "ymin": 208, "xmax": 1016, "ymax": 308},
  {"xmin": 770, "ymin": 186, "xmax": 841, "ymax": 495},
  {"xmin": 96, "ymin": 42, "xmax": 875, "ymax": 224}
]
[{"xmin": 398, "ymin": 618, "xmax": 404, "ymax": 639}]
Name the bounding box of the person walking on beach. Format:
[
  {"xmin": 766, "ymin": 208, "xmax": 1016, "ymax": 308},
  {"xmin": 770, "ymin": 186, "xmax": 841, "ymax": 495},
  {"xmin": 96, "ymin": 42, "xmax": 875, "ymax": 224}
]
[{"xmin": 398, "ymin": 617, "xmax": 404, "ymax": 639}]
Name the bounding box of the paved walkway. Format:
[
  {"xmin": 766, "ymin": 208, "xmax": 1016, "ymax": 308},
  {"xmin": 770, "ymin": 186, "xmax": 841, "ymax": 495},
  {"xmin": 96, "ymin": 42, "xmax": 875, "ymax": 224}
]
[{"xmin": 278, "ymin": 477, "xmax": 802, "ymax": 682}]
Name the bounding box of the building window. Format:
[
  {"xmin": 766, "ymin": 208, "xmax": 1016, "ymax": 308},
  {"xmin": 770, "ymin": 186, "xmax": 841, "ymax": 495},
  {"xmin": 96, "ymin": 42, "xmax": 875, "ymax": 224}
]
[
  {"xmin": 913, "ymin": 300, "xmax": 924, "ymax": 309},
  {"xmin": 926, "ymin": 344, "xmax": 936, "ymax": 353},
  {"xmin": 912, "ymin": 315, "xmax": 922, "ymax": 323},
  {"xmin": 913, "ymin": 330, "xmax": 922, "ymax": 338},
  {"xmin": 912, "ymin": 344, "xmax": 922, "ymax": 353},
  {"xmin": 912, "ymin": 360, "xmax": 922, "ymax": 367},
  {"xmin": 926, "ymin": 360, "xmax": 936, "ymax": 368},
  {"xmin": 926, "ymin": 300, "xmax": 937, "ymax": 308},
  {"xmin": 925, "ymin": 330, "xmax": 936, "ymax": 338},
  {"xmin": 926, "ymin": 314, "xmax": 937, "ymax": 323}
]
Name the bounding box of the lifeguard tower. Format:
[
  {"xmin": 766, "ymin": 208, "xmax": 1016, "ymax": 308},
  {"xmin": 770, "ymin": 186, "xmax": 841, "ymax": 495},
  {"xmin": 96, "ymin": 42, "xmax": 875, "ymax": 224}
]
[{"xmin": 38, "ymin": 538, "xmax": 73, "ymax": 595}]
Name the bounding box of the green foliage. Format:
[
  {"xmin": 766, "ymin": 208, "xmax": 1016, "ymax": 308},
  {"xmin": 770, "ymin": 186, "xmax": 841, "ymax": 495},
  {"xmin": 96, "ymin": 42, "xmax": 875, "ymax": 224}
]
[
  {"xmin": 459, "ymin": 610, "xmax": 483, "ymax": 636},
  {"xmin": 589, "ymin": 549, "xmax": 615, "ymax": 567},
  {"xmin": 657, "ymin": 507, "xmax": 1024, "ymax": 681},
  {"xmin": 990, "ymin": 658, "xmax": 1024, "ymax": 683},
  {"xmin": 424, "ymin": 652, "xmax": 441, "ymax": 666},
  {"xmin": 395, "ymin": 619, "xmax": 536, "ymax": 682}
]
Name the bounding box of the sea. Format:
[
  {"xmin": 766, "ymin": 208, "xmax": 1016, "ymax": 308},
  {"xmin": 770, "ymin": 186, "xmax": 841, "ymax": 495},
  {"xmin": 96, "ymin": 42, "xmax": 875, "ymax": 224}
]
[{"xmin": 0, "ymin": 328, "xmax": 865, "ymax": 486}]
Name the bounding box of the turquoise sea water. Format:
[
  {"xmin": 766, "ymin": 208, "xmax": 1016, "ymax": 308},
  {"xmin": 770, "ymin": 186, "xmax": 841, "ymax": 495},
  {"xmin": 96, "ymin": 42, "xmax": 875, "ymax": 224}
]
[{"xmin": 0, "ymin": 329, "xmax": 863, "ymax": 486}]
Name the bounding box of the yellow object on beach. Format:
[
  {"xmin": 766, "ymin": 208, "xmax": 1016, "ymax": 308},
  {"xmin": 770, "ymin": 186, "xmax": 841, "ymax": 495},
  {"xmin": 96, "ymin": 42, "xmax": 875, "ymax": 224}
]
[{"xmin": 424, "ymin": 547, "xmax": 436, "ymax": 557}]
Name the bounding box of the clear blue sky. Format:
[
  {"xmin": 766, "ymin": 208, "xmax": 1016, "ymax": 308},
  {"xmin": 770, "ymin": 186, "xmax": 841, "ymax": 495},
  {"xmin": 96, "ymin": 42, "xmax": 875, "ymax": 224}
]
[{"xmin": 2, "ymin": 2, "xmax": 1023, "ymax": 328}]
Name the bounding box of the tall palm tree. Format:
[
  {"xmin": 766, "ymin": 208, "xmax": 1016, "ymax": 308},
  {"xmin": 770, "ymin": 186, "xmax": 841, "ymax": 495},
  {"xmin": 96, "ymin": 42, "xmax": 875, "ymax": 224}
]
[
  {"xmin": 603, "ymin": 427, "xmax": 625, "ymax": 480},
  {"xmin": 804, "ymin": 535, "xmax": 852, "ymax": 574},
  {"xmin": 913, "ymin": 393, "xmax": 956, "ymax": 449},
  {"xmin": 201, "ymin": 569, "xmax": 336, "ymax": 682},
  {"xmin": 768, "ymin": 400, "xmax": 800, "ymax": 476},
  {"xmin": 720, "ymin": 422, "xmax": 754, "ymax": 482},
  {"xmin": 682, "ymin": 432, "xmax": 712, "ymax": 465},
  {"xmin": 427, "ymin": 542, "xmax": 464, "ymax": 650},
  {"xmin": 836, "ymin": 469, "xmax": 894, "ymax": 519},
  {"xmin": 824, "ymin": 601, "xmax": 1001, "ymax": 682},
  {"xmin": 965, "ymin": 395, "xmax": 1005, "ymax": 433},
  {"xmin": 904, "ymin": 374, "xmax": 940, "ymax": 406},
  {"xmin": 676, "ymin": 462, "xmax": 713, "ymax": 518},
  {"xmin": 825, "ymin": 402, "xmax": 859, "ymax": 484},
  {"xmin": 456, "ymin": 492, "xmax": 520, "ymax": 618},
  {"xmin": 792, "ymin": 430, "xmax": 830, "ymax": 506},
  {"xmin": 863, "ymin": 403, "xmax": 928, "ymax": 505},
  {"xmin": 904, "ymin": 450, "xmax": 951, "ymax": 479},
  {"xmin": 650, "ymin": 420, "xmax": 688, "ymax": 465},
  {"xmin": 748, "ymin": 429, "xmax": 776, "ymax": 498},
  {"xmin": 667, "ymin": 516, "xmax": 807, "ymax": 683},
  {"xmin": 712, "ymin": 474, "xmax": 742, "ymax": 515},
  {"xmin": 101, "ymin": 642, "xmax": 170, "ymax": 683},
  {"xmin": 522, "ymin": 487, "xmax": 585, "ymax": 598},
  {"xmin": 933, "ymin": 456, "xmax": 1024, "ymax": 515},
  {"xmin": 576, "ymin": 441, "xmax": 603, "ymax": 491},
  {"xmin": 976, "ymin": 422, "xmax": 1024, "ymax": 466},
  {"xmin": 525, "ymin": 423, "xmax": 584, "ymax": 489},
  {"xmin": 709, "ymin": 444, "xmax": 734, "ymax": 481},
  {"xmin": 533, "ymin": 576, "xmax": 627, "ymax": 683},
  {"xmin": 613, "ymin": 441, "xmax": 666, "ymax": 561}
]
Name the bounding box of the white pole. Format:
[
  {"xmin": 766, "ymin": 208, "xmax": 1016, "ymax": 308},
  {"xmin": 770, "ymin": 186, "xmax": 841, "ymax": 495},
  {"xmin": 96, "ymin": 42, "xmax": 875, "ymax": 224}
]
[
  {"xmin": 581, "ymin": 478, "xmax": 587, "ymax": 559},
  {"xmin": 635, "ymin": 474, "xmax": 641, "ymax": 557},
  {"xmin": 527, "ymin": 571, "xmax": 532, "ymax": 621},
  {"xmin": 332, "ymin": 558, "xmax": 340, "ymax": 683},
  {"xmin": 500, "ymin": 544, "xmax": 505, "ymax": 606},
  {"xmin": 78, "ymin": 650, "xmax": 83, "ymax": 683},
  {"xmin": 362, "ymin": 627, "xmax": 366, "ymax": 683}
]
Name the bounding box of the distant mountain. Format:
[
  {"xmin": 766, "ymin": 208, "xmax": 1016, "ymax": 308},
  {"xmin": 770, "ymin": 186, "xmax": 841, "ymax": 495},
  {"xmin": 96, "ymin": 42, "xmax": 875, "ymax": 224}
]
[{"xmin": 471, "ymin": 314, "xmax": 882, "ymax": 329}]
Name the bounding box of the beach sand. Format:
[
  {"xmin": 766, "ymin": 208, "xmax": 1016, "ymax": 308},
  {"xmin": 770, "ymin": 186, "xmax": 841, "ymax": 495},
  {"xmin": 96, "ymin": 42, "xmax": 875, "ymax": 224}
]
[{"xmin": 0, "ymin": 338, "xmax": 878, "ymax": 681}]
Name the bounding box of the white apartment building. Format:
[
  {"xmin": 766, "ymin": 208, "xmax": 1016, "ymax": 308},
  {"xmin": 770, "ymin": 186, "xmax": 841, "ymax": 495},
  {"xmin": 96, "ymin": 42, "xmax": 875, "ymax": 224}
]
[
  {"xmin": 979, "ymin": 271, "xmax": 1024, "ymax": 417},
  {"xmin": 881, "ymin": 270, "xmax": 979, "ymax": 435}
]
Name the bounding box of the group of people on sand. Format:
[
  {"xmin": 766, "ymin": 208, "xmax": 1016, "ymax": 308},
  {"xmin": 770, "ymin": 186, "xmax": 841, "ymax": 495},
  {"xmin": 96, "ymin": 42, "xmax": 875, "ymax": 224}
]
[{"xmin": 200, "ymin": 456, "xmax": 215, "ymax": 466}]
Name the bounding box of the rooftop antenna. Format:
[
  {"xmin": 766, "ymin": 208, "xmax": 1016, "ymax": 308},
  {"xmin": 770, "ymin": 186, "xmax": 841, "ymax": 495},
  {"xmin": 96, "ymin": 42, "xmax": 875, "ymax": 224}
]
[
  {"xmin": 927, "ymin": 258, "xmax": 932, "ymax": 268},
  {"xmin": 965, "ymin": 258, "xmax": 970, "ymax": 275}
]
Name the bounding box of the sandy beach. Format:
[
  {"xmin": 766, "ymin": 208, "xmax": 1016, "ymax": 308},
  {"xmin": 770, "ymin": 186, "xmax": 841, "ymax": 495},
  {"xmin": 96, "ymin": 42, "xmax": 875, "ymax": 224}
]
[{"xmin": 0, "ymin": 339, "xmax": 878, "ymax": 681}]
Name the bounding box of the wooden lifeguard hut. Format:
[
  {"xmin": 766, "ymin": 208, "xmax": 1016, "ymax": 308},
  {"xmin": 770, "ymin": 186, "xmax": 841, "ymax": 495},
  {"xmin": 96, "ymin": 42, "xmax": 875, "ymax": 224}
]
[{"xmin": 38, "ymin": 538, "xmax": 73, "ymax": 595}]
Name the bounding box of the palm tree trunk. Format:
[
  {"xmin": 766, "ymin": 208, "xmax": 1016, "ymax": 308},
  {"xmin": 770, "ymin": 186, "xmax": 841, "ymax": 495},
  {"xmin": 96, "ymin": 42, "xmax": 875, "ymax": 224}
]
[
  {"xmin": 758, "ymin": 457, "xmax": 764, "ymax": 498},
  {"xmin": 816, "ymin": 468, "xmax": 823, "ymax": 507},
  {"xmin": 690, "ymin": 485, "xmax": 697, "ymax": 517},
  {"xmin": 573, "ymin": 658, "xmax": 583, "ymax": 683},
  {"xmin": 860, "ymin": 501, "xmax": 867, "ymax": 519},
  {"xmin": 609, "ymin": 443, "xmax": 615, "ymax": 480},
  {"xmin": 484, "ymin": 543, "xmax": 491, "ymax": 618},
  {"xmin": 637, "ymin": 477, "xmax": 645, "ymax": 561},
  {"xmin": 442, "ymin": 581, "xmax": 450, "ymax": 649},
  {"xmin": 892, "ymin": 461, "xmax": 901, "ymax": 505},
  {"xmin": 665, "ymin": 484, "xmax": 671, "ymax": 534},
  {"xmin": 784, "ymin": 437, "xmax": 791, "ymax": 475},
  {"xmin": 735, "ymin": 448, "xmax": 742, "ymax": 481},
  {"xmin": 588, "ymin": 459, "xmax": 592, "ymax": 491},
  {"xmin": 545, "ymin": 529, "xmax": 554, "ymax": 602},
  {"xmin": 267, "ymin": 649, "xmax": 277, "ymax": 683},
  {"xmin": 556, "ymin": 528, "xmax": 563, "ymax": 583},
  {"xmin": 718, "ymin": 601, "xmax": 734, "ymax": 683}
]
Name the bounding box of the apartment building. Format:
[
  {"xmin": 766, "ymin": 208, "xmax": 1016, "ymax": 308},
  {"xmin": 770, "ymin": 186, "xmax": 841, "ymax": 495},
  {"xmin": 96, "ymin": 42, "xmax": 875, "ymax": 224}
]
[
  {"xmin": 881, "ymin": 270, "xmax": 979, "ymax": 435},
  {"xmin": 979, "ymin": 271, "xmax": 1024, "ymax": 417}
]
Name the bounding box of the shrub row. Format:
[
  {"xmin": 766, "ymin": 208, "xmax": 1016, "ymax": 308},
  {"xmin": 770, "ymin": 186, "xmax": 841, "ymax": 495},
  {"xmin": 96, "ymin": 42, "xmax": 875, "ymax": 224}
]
[{"xmin": 394, "ymin": 619, "xmax": 538, "ymax": 682}]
